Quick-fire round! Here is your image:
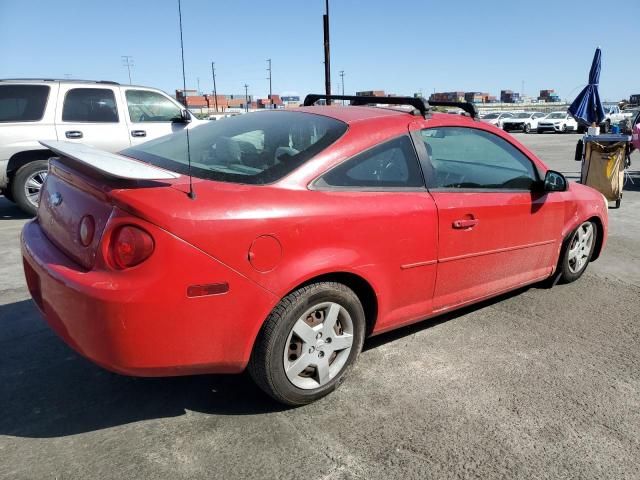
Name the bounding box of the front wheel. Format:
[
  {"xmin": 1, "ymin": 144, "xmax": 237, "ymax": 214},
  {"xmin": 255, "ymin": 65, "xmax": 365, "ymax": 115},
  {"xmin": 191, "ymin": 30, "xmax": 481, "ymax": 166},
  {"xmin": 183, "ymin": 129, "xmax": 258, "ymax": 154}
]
[
  {"xmin": 11, "ymin": 160, "xmax": 49, "ymax": 216},
  {"xmin": 559, "ymin": 221, "xmax": 597, "ymax": 283},
  {"xmin": 524, "ymin": 123, "xmax": 531, "ymax": 133},
  {"xmin": 249, "ymin": 282, "xmax": 365, "ymax": 406}
]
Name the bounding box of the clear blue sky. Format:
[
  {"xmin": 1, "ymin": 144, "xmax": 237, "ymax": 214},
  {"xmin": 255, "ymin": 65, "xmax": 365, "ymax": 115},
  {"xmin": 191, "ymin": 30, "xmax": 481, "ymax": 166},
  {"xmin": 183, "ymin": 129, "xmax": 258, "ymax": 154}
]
[{"xmin": 1, "ymin": 0, "xmax": 638, "ymax": 102}]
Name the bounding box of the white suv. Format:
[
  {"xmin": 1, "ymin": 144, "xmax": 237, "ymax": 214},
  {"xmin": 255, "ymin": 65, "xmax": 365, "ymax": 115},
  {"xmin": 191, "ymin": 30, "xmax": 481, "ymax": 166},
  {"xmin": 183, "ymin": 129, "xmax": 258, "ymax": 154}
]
[{"xmin": 0, "ymin": 79, "xmax": 203, "ymax": 214}]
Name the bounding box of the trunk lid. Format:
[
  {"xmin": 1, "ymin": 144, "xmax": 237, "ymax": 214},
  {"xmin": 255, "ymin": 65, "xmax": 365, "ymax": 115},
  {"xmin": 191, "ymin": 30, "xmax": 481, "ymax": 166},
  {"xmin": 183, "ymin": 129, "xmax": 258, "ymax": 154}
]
[{"xmin": 37, "ymin": 141, "xmax": 181, "ymax": 269}]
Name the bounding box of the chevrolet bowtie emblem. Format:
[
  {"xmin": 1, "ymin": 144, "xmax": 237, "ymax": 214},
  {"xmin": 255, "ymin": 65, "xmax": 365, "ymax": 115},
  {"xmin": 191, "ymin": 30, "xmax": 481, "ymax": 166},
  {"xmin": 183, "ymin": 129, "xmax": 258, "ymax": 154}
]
[{"xmin": 50, "ymin": 192, "xmax": 63, "ymax": 207}]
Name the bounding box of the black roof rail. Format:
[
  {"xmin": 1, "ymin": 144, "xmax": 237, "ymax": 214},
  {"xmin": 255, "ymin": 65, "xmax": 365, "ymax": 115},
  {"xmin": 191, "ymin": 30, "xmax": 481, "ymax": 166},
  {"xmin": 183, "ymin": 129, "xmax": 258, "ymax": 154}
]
[
  {"xmin": 303, "ymin": 94, "xmax": 429, "ymax": 117},
  {"xmin": 428, "ymin": 100, "xmax": 478, "ymax": 119}
]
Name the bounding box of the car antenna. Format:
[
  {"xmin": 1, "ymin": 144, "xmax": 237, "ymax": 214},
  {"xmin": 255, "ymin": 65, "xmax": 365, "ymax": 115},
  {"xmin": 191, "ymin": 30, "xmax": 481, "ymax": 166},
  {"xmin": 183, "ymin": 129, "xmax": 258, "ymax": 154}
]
[{"xmin": 178, "ymin": 0, "xmax": 196, "ymax": 200}]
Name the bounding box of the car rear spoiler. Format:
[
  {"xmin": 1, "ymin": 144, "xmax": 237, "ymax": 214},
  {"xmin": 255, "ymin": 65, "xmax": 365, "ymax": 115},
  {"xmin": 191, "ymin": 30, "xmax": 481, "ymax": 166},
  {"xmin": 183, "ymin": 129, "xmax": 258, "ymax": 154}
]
[
  {"xmin": 40, "ymin": 141, "xmax": 180, "ymax": 180},
  {"xmin": 303, "ymin": 94, "xmax": 478, "ymax": 119}
]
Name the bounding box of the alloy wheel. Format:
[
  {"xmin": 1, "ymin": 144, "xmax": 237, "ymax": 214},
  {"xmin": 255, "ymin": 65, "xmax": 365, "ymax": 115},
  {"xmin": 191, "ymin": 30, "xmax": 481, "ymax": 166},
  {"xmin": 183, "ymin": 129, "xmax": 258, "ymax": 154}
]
[
  {"xmin": 567, "ymin": 222, "xmax": 594, "ymax": 274},
  {"xmin": 23, "ymin": 170, "xmax": 47, "ymax": 208}
]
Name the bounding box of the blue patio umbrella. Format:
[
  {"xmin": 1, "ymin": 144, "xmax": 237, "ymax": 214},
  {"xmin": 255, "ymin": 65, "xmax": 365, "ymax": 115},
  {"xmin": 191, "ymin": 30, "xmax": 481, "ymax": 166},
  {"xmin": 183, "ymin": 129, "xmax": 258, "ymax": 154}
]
[{"xmin": 569, "ymin": 48, "xmax": 605, "ymax": 127}]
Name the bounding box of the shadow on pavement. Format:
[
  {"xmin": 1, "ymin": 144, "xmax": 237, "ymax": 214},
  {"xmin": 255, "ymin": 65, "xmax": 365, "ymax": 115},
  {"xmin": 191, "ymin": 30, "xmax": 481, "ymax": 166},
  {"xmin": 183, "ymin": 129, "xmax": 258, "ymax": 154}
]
[
  {"xmin": 1, "ymin": 282, "xmax": 534, "ymax": 439},
  {"xmin": 0, "ymin": 196, "xmax": 31, "ymax": 220}
]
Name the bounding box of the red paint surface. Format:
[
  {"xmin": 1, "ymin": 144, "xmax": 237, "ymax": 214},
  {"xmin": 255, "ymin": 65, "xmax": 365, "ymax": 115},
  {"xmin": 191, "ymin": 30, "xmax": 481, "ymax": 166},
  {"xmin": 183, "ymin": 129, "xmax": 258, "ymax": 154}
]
[{"xmin": 22, "ymin": 108, "xmax": 608, "ymax": 375}]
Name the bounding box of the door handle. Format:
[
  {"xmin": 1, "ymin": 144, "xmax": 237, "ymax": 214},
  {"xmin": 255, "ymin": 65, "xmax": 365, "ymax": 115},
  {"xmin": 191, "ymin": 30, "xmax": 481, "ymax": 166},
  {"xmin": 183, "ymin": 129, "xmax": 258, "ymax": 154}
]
[
  {"xmin": 131, "ymin": 130, "xmax": 147, "ymax": 137},
  {"xmin": 452, "ymin": 219, "xmax": 479, "ymax": 229},
  {"xmin": 65, "ymin": 130, "xmax": 83, "ymax": 139}
]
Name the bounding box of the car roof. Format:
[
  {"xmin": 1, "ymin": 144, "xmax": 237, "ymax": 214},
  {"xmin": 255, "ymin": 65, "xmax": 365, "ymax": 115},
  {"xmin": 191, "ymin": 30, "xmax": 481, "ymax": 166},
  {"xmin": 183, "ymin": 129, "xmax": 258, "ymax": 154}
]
[{"xmin": 0, "ymin": 78, "xmax": 162, "ymax": 90}]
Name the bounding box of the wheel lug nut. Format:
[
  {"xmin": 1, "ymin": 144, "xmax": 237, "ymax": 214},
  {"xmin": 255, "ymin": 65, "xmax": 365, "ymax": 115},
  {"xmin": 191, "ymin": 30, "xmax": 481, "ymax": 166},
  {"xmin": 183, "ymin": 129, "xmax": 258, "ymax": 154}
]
[
  {"xmin": 318, "ymin": 351, "xmax": 325, "ymax": 358},
  {"xmin": 308, "ymin": 346, "xmax": 315, "ymax": 354},
  {"xmin": 316, "ymin": 332, "xmax": 322, "ymax": 339},
  {"xmin": 325, "ymin": 337, "xmax": 332, "ymax": 343}
]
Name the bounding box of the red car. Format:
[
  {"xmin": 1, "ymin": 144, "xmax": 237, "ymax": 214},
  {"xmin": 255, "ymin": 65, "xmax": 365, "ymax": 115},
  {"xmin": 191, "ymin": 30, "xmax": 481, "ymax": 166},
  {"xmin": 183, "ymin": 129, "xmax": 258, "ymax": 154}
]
[{"xmin": 21, "ymin": 95, "xmax": 608, "ymax": 405}]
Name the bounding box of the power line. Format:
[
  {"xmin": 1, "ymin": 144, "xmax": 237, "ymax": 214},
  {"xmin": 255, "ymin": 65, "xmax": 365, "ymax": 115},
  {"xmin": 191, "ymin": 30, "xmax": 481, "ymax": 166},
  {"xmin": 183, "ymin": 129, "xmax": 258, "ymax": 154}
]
[{"xmin": 121, "ymin": 55, "xmax": 134, "ymax": 84}]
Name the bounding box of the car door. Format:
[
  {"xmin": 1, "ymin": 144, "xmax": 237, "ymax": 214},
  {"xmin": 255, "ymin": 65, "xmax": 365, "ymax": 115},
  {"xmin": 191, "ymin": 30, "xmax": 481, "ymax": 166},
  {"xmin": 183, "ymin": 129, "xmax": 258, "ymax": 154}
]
[
  {"xmin": 55, "ymin": 84, "xmax": 131, "ymax": 152},
  {"xmin": 121, "ymin": 88, "xmax": 188, "ymax": 146},
  {"xmin": 418, "ymin": 125, "xmax": 565, "ymax": 311}
]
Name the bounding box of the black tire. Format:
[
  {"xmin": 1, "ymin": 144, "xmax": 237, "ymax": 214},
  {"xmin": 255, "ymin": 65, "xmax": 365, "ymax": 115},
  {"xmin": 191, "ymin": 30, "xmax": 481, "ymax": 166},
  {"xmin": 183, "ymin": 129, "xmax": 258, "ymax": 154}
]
[
  {"xmin": 11, "ymin": 160, "xmax": 49, "ymax": 216},
  {"xmin": 558, "ymin": 220, "xmax": 597, "ymax": 284},
  {"xmin": 560, "ymin": 124, "xmax": 567, "ymax": 134},
  {"xmin": 249, "ymin": 282, "xmax": 366, "ymax": 406},
  {"xmin": 615, "ymin": 197, "xmax": 621, "ymax": 209},
  {"xmin": 602, "ymin": 121, "xmax": 611, "ymax": 134},
  {"xmin": 524, "ymin": 123, "xmax": 531, "ymax": 133}
]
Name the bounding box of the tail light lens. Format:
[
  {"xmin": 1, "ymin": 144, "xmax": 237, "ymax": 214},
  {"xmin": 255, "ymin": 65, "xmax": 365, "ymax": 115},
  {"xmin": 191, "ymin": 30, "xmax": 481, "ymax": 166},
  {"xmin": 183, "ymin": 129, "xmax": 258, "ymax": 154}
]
[
  {"xmin": 79, "ymin": 215, "xmax": 95, "ymax": 247},
  {"xmin": 110, "ymin": 225, "xmax": 154, "ymax": 269}
]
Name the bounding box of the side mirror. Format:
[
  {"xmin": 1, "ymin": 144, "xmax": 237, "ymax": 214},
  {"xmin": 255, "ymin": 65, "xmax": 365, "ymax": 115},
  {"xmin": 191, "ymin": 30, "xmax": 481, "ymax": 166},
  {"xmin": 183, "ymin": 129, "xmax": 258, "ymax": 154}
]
[
  {"xmin": 172, "ymin": 109, "xmax": 192, "ymax": 124},
  {"xmin": 544, "ymin": 170, "xmax": 567, "ymax": 192}
]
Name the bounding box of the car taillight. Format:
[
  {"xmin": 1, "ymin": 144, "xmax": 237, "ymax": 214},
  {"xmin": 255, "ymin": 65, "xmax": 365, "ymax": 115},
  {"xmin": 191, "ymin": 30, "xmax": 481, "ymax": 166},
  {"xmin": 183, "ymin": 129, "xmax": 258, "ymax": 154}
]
[
  {"xmin": 79, "ymin": 215, "xmax": 95, "ymax": 247},
  {"xmin": 111, "ymin": 225, "xmax": 154, "ymax": 269}
]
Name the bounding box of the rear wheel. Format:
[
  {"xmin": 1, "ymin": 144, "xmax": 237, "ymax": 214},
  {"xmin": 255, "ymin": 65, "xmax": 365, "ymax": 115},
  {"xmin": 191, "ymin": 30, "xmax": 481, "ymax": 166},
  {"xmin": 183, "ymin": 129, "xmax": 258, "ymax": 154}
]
[
  {"xmin": 249, "ymin": 282, "xmax": 365, "ymax": 406},
  {"xmin": 559, "ymin": 221, "xmax": 597, "ymax": 283},
  {"xmin": 524, "ymin": 123, "xmax": 531, "ymax": 133},
  {"xmin": 11, "ymin": 160, "xmax": 48, "ymax": 216}
]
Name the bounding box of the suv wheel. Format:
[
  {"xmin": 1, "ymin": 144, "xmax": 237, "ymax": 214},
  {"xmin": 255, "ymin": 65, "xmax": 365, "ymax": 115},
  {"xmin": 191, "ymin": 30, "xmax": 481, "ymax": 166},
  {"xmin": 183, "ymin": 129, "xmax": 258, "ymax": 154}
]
[
  {"xmin": 249, "ymin": 282, "xmax": 365, "ymax": 406},
  {"xmin": 11, "ymin": 160, "xmax": 49, "ymax": 216}
]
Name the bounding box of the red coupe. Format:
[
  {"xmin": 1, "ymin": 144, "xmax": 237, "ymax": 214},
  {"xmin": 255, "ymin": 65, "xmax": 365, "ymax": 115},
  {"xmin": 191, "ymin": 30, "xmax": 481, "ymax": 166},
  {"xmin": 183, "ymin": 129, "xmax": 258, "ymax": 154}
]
[{"xmin": 21, "ymin": 95, "xmax": 608, "ymax": 405}]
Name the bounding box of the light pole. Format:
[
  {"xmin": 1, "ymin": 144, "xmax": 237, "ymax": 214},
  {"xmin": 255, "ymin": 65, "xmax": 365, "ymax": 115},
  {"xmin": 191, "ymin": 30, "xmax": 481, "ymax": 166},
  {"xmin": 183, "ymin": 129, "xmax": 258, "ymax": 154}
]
[
  {"xmin": 121, "ymin": 56, "xmax": 133, "ymax": 84},
  {"xmin": 266, "ymin": 58, "xmax": 272, "ymax": 108},
  {"xmin": 244, "ymin": 84, "xmax": 249, "ymax": 113},
  {"xmin": 323, "ymin": 0, "xmax": 331, "ymax": 104},
  {"xmin": 211, "ymin": 62, "xmax": 219, "ymax": 112},
  {"xmin": 339, "ymin": 70, "xmax": 345, "ymax": 105}
]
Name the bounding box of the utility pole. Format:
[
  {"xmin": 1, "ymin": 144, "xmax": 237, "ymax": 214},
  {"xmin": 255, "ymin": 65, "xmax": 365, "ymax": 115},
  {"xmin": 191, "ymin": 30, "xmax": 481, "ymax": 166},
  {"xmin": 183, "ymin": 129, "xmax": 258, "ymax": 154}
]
[
  {"xmin": 197, "ymin": 77, "xmax": 200, "ymax": 95},
  {"xmin": 323, "ymin": 0, "xmax": 331, "ymax": 104},
  {"xmin": 211, "ymin": 62, "xmax": 219, "ymax": 112},
  {"xmin": 244, "ymin": 84, "xmax": 249, "ymax": 113},
  {"xmin": 266, "ymin": 58, "xmax": 272, "ymax": 108},
  {"xmin": 339, "ymin": 70, "xmax": 345, "ymax": 105},
  {"xmin": 121, "ymin": 56, "xmax": 134, "ymax": 84}
]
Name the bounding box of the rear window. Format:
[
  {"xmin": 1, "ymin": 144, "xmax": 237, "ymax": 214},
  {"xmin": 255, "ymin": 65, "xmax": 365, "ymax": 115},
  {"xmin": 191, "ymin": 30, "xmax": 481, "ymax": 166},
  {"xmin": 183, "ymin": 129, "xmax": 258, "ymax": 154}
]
[
  {"xmin": 122, "ymin": 111, "xmax": 348, "ymax": 184},
  {"xmin": 0, "ymin": 85, "xmax": 50, "ymax": 122}
]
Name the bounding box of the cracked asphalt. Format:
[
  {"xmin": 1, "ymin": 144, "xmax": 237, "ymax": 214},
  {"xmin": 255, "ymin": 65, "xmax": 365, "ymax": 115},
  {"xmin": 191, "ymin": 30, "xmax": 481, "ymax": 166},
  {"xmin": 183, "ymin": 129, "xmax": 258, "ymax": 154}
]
[{"xmin": 1, "ymin": 133, "xmax": 639, "ymax": 479}]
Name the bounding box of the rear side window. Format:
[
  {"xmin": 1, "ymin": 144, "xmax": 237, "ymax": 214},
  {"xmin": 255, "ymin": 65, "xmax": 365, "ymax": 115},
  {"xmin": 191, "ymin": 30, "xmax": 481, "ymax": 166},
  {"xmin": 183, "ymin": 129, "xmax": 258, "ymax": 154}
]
[
  {"xmin": 62, "ymin": 88, "xmax": 119, "ymax": 122},
  {"xmin": 0, "ymin": 85, "xmax": 50, "ymax": 122},
  {"xmin": 125, "ymin": 90, "xmax": 181, "ymax": 122},
  {"xmin": 317, "ymin": 135, "xmax": 424, "ymax": 189}
]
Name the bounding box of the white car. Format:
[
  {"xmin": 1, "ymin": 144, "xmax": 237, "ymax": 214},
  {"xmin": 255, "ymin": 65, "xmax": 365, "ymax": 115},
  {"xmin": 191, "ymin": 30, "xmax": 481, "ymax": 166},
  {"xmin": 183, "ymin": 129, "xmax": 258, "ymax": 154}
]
[
  {"xmin": 0, "ymin": 79, "xmax": 205, "ymax": 214},
  {"xmin": 481, "ymin": 112, "xmax": 514, "ymax": 128},
  {"xmin": 501, "ymin": 112, "xmax": 547, "ymax": 133},
  {"xmin": 537, "ymin": 112, "xmax": 580, "ymax": 134}
]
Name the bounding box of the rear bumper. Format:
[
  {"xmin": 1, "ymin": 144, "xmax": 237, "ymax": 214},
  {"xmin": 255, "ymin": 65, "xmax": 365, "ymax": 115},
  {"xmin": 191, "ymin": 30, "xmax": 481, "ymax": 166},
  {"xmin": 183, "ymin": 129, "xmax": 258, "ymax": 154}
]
[{"xmin": 21, "ymin": 219, "xmax": 278, "ymax": 376}]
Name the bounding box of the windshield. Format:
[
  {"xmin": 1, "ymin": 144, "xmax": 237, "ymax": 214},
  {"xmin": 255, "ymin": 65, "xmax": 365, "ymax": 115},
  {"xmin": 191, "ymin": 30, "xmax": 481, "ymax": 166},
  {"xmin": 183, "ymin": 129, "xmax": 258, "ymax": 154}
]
[
  {"xmin": 547, "ymin": 112, "xmax": 566, "ymax": 119},
  {"xmin": 122, "ymin": 111, "xmax": 347, "ymax": 184},
  {"xmin": 514, "ymin": 113, "xmax": 530, "ymax": 118},
  {"xmin": 483, "ymin": 113, "xmax": 499, "ymax": 119}
]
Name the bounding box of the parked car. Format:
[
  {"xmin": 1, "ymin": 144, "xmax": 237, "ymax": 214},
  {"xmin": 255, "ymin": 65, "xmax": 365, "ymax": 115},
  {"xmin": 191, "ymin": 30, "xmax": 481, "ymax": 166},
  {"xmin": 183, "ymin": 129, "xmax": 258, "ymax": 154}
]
[
  {"xmin": 0, "ymin": 79, "xmax": 204, "ymax": 214},
  {"xmin": 501, "ymin": 112, "xmax": 547, "ymax": 133},
  {"xmin": 600, "ymin": 104, "xmax": 628, "ymax": 132},
  {"xmin": 537, "ymin": 112, "xmax": 580, "ymax": 133},
  {"xmin": 22, "ymin": 96, "xmax": 608, "ymax": 405},
  {"xmin": 480, "ymin": 111, "xmax": 514, "ymax": 128}
]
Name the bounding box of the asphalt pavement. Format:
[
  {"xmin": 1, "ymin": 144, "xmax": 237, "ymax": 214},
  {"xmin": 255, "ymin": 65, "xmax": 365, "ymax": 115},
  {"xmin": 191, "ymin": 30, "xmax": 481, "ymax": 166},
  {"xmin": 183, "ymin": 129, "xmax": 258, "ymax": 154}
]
[{"xmin": 1, "ymin": 133, "xmax": 639, "ymax": 480}]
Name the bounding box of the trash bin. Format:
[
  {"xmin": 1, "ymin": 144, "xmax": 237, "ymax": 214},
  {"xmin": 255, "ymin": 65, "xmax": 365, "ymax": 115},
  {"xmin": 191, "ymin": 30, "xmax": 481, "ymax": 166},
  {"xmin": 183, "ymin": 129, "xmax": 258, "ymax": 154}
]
[{"xmin": 579, "ymin": 134, "xmax": 631, "ymax": 208}]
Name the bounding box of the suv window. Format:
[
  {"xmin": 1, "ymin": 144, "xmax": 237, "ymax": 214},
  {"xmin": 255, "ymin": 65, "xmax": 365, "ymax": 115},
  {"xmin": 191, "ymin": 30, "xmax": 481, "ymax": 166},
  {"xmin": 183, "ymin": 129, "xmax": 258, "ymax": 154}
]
[
  {"xmin": 126, "ymin": 90, "xmax": 181, "ymax": 122},
  {"xmin": 421, "ymin": 127, "xmax": 538, "ymax": 190},
  {"xmin": 317, "ymin": 135, "xmax": 424, "ymax": 188},
  {"xmin": 62, "ymin": 88, "xmax": 118, "ymax": 122},
  {"xmin": 0, "ymin": 85, "xmax": 50, "ymax": 122}
]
